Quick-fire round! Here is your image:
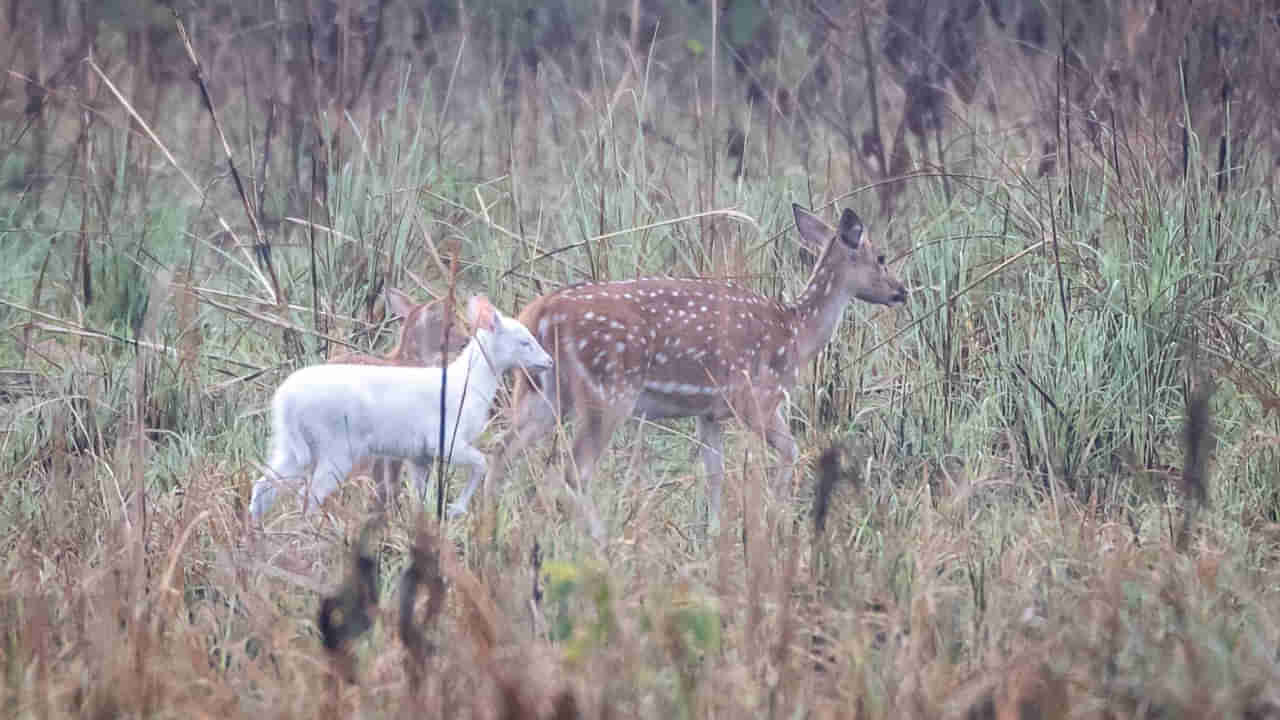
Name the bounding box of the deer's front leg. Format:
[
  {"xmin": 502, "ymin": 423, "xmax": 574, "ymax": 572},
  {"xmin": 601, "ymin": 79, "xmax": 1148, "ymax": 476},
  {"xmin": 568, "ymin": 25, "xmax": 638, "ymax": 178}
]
[
  {"xmin": 486, "ymin": 382, "xmax": 559, "ymax": 501},
  {"xmin": 562, "ymin": 399, "xmax": 631, "ymax": 544},
  {"xmin": 410, "ymin": 460, "xmax": 432, "ymax": 505},
  {"xmin": 567, "ymin": 408, "xmax": 618, "ymax": 491},
  {"xmin": 447, "ymin": 445, "xmax": 488, "ymax": 518},
  {"xmin": 762, "ymin": 405, "xmax": 798, "ymax": 501}
]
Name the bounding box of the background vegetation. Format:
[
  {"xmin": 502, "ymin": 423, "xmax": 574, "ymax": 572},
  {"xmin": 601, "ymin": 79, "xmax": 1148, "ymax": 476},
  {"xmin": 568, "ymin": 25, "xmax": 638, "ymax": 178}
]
[{"xmin": 2, "ymin": 0, "xmax": 1279, "ymax": 716}]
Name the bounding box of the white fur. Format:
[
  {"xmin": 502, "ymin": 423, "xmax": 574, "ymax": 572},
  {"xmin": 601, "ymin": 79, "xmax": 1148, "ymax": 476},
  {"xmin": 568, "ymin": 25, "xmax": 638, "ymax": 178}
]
[{"xmin": 249, "ymin": 303, "xmax": 553, "ymax": 521}]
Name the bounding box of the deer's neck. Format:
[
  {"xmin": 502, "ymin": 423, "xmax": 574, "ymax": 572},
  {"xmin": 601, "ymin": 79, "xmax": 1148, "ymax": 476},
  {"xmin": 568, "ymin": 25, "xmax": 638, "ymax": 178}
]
[
  {"xmin": 445, "ymin": 339, "xmax": 501, "ymax": 407},
  {"xmin": 787, "ymin": 250, "xmax": 855, "ymax": 363}
]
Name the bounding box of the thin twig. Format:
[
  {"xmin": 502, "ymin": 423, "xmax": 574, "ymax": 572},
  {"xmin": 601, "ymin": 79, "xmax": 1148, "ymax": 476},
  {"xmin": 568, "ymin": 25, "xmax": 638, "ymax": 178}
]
[
  {"xmin": 2, "ymin": 299, "xmax": 259, "ymax": 370},
  {"xmin": 173, "ymin": 12, "xmax": 286, "ymax": 309},
  {"xmin": 84, "ymin": 59, "xmax": 274, "ymax": 300},
  {"xmin": 501, "ymin": 208, "xmax": 760, "ymax": 280},
  {"xmin": 851, "ymin": 239, "xmax": 1048, "ymax": 366}
]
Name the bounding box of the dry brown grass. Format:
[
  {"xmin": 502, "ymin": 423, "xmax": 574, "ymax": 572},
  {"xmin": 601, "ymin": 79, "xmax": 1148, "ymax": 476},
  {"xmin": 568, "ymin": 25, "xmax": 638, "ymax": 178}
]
[{"xmin": 3, "ymin": 441, "xmax": 1278, "ymax": 719}]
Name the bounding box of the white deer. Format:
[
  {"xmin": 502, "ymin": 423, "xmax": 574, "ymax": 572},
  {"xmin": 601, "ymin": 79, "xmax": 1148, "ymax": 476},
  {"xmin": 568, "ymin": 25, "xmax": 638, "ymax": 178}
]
[
  {"xmin": 485, "ymin": 204, "xmax": 907, "ymax": 524},
  {"xmin": 326, "ymin": 287, "xmax": 468, "ymax": 508},
  {"xmin": 249, "ymin": 295, "xmax": 554, "ymax": 521}
]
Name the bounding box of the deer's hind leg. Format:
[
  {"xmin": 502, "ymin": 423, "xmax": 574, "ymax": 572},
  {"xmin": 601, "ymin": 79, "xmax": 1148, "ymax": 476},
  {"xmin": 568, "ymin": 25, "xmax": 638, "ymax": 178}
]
[
  {"xmin": 307, "ymin": 456, "xmax": 354, "ymax": 514},
  {"xmin": 251, "ymin": 439, "xmax": 311, "ymax": 521},
  {"xmin": 696, "ymin": 416, "xmax": 727, "ymax": 530}
]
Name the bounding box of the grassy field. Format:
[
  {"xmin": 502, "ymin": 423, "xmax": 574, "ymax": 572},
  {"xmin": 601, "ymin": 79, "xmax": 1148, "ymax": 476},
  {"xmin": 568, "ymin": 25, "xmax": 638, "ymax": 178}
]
[{"xmin": 2, "ymin": 2, "xmax": 1279, "ymax": 717}]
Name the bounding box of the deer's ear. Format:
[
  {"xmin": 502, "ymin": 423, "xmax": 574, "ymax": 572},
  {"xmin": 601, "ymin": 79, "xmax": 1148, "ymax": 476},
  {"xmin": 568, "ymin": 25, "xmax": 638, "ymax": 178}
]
[
  {"xmin": 793, "ymin": 203, "xmax": 835, "ymax": 249},
  {"xmin": 838, "ymin": 208, "xmax": 864, "ymax": 249},
  {"xmin": 385, "ymin": 287, "xmax": 414, "ymax": 319},
  {"xmin": 467, "ymin": 296, "xmax": 497, "ymax": 332}
]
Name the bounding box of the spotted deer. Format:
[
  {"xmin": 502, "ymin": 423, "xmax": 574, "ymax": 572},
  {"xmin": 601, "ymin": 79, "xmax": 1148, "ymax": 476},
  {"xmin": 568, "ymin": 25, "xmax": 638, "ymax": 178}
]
[
  {"xmin": 486, "ymin": 204, "xmax": 907, "ymax": 523},
  {"xmin": 326, "ymin": 288, "xmax": 468, "ymax": 509}
]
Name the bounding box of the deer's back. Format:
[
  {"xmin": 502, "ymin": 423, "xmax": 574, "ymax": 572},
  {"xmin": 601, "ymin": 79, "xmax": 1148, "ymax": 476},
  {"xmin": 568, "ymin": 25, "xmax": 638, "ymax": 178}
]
[
  {"xmin": 521, "ymin": 278, "xmax": 800, "ymax": 413},
  {"xmin": 328, "ymin": 350, "xmax": 404, "ymax": 366}
]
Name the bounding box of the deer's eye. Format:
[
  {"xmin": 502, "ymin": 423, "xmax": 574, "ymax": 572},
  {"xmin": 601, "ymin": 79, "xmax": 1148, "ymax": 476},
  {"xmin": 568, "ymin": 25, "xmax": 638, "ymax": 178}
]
[{"xmin": 877, "ymin": 254, "xmax": 885, "ymax": 265}]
